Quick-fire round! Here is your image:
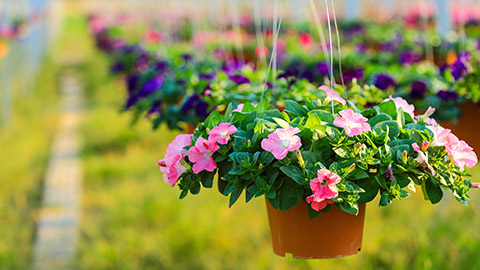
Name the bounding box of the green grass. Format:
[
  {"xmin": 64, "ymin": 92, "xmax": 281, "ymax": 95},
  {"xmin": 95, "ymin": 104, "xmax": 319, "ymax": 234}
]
[
  {"xmin": 73, "ymin": 14, "xmax": 480, "ymax": 270},
  {"xmin": 0, "ymin": 53, "xmax": 59, "ymax": 268}
]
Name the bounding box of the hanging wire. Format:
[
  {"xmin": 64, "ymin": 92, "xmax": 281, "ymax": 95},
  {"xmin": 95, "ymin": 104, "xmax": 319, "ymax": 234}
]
[
  {"xmin": 324, "ymin": 0, "xmax": 335, "ymax": 113},
  {"xmin": 253, "ymin": 0, "xmax": 268, "ymax": 67},
  {"xmin": 272, "ymin": 0, "xmax": 278, "ymax": 94},
  {"xmin": 419, "ymin": 0, "xmax": 435, "ymax": 64},
  {"xmin": 330, "ymin": 0, "xmax": 347, "ymax": 103},
  {"xmin": 260, "ymin": 0, "xmax": 286, "ymax": 102},
  {"xmin": 457, "ymin": 0, "xmax": 467, "ymax": 53},
  {"xmin": 308, "ymin": 0, "xmax": 330, "ymax": 71}
]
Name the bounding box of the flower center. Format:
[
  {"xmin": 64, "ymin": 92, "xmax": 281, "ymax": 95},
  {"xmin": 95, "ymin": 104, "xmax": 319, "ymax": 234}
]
[
  {"xmin": 204, "ymin": 151, "xmax": 212, "ymax": 158},
  {"xmin": 281, "ymin": 139, "xmax": 290, "ymax": 148},
  {"xmin": 221, "ymin": 131, "xmax": 228, "ymax": 138}
]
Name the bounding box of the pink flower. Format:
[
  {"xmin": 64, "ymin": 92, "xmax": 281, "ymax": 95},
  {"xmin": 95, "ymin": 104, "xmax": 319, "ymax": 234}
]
[
  {"xmin": 444, "ymin": 136, "xmax": 478, "ymax": 171},
  {"xmin": 261, "ymin": 126, "xmax": 302, "ymax": 160},
  {"xmin": 209, "ymin": 122, "xmax": 237, "ymax": 145},
  {"xmin": 472, "ymin": 183, "xmax": 480, "ymax": 189},
  {"xmin": 412, "ymin": 142, "xmax": 436, "ymax": 175},
  {"xmin": 188, "ymin": 137, "xmax": 220, "ymax": 173},
  {"xmin": 158, "ymin": 134, "xmax": 193, "ymax": 186},
  {"xmin": 320, "ymin": 85, "xmax": 346, "ymax": 105},
  {"xmin": 306, "ymin": 169, "xmax": 341, "ymax": 211},
  {"xmin": 300, "ymin": 33, "xmax": 313, "ymax": 48},
  {"xmin": 232, "ymin": 103, "xmax": 256, "ymax": 113},
  {"xmin": 306, "ymin": 197, "xmax": 334, "ymax": 211},
  {"xmin": 333, "ymin": 109, "xmax": 371, "ymax": 137},
  {"xmin": 384, "ymin": 95, "xmax": 415, "ymax": 118},
  {"xmin": 424, "ymin": 118, "xmax": 438, "ymax": 126},
  {"xmin": 427, "ymin": 126, "xmax": 454, "ymax": 147}
]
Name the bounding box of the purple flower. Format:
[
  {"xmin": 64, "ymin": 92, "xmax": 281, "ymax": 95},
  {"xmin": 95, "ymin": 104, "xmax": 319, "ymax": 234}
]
[
  {"xmin": 229, "ymin": 75, "xmax": 250, "ymax": 85},
  {"xmin": 410, "ymin": 81, "xmax": 428, "ymax": 99},
  {"xmin": 355, "ymin": 43, "xmax": 368, "ymax": 53},
  {"xmin": 399, "ymin": 51, "xmax": 421, "ymax": 65},
  {"xmin": 195, "ymin": 101, "xmax": 211, "ymax": 117},
  {"xmin": 380, "ymin": 41, "xmax": 396, "ymax": 52},
  {"xmin": 156, "ymin": 61, "xmax": 168, "ymax": 73},
  {"xmin": 374, "ymin": 74, "xmax": 396, "ymax": 90},
  {"xmin": 476, "ymin": 38, "xmax": 480, "ymax": 51},
  {"xmin": 148, "ymin": 100, "xmax": 163, "ymax": 115},
  {"xmin": 181, "ymin": 94, "xmax": 200, "ymax": 113},
  {"xmin": 126, "ymin": 74, "xmax": 139, "ymax": 93},
  {"xmin": 343, "ymin": 67, "xmax": 364, "ymax": 83},
  {"xmin": 223, "ymin": 61, "xmax": 248, "ymax": 74},
  {"xmin": 110, "ymin": 61, "xmax": 125, "ymax": 74},
  {"xmin": 199, "ymin": 72, "xmax": 217, "ymax": 81},
  {"xmin": 316, "ymin": 62, "xmax": 329, "ymax": 76},
  {"xmin": 181, "ymin": 53, "xmax": 193, "ymax": 62},
  {"xmin": 139, "ymin": 75, "xmax": 163, "ymax": 96},
  {"xmin": 302, "ymin": 71, "xmax": 315, "ymax": 82},
  {"xmin": 437, "ymin": 90, "xmax": 459, "ymax": 101},
  {"xmin": 385, "ymin": 165, "xmax": 394, "ymax": 181},
  {"xmin": 451, "ymin": 52, "xmax": 470, "ymax": 81}
]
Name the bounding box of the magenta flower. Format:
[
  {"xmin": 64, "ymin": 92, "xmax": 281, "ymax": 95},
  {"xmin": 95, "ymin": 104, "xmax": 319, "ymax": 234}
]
[
  {"xmin": 306, "ymin": 169, "xmax": 341, "ymax": 211},
  {"xmin": 158, "ymin": 134, "xmax": 193, "ymax": 186},
  {"xmin": 384, "ymin": 95, "xmax": 415, "ymax": 118},
  {"xmin": 412, "ymin": 142, "xmax": 436, "ymax": 175},
  {"xmin": 444, "ymin": 135, "xmax": 478, "ymax": 171},
  {"xmin": 424, "ymin": 118, "xmax": 438, "ymax": 126},
  {"xmin": 188, "ymin": 137, "xmax": 220, "ymax": 173},
  {"xmin": 261, "ymin": 126, "xmax": 302, "ymax": 160},
  {"xmin": 319, "ymin": 85, "xmax": 346, "ymax": 105},
  {"xmin": 333, "ymin": 109, "xmax": 371, "ymax": 137},
  {"xmin": 472, "ymin": 183, "xmax": 480, "ymax": 189},
  {"xmin": 209, "ymin": 122, "xmax": 237, "ymax": 145}
]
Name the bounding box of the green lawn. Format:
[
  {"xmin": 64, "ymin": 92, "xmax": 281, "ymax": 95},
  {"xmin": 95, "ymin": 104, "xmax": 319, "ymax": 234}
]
[
  {"xmin": 0, "ymin": 53, "xmax": 59, "ymax": 268},
  {"xmin": 73, "ymin": 15, "xmax": 480, "ymax": 270}
]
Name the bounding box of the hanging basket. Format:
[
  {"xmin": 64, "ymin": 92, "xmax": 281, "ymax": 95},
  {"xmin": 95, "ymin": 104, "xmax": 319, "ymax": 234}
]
[
  {"xmin": 265, "ymin": 199, "xmax": 366, "ymax": 259},
  {"xmin": 441, "ymin": 102, "xmax": 480, "ymax": 159}
]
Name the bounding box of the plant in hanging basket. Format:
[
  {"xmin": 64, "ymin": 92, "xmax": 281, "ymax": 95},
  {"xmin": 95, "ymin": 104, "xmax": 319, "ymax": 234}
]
[{"xmin": 158, "ymin": 86, "xmax": 479, "ymax": 258}]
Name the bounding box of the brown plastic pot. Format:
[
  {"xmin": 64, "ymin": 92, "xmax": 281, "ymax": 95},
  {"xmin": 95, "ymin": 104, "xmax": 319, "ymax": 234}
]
[
  {"xmin": 265, "ymin": 199, "xmax": 366, "ymax": 259},
  {"xmin": 440, "ymin": 102, "xmax": 480, "ymax": 155}
]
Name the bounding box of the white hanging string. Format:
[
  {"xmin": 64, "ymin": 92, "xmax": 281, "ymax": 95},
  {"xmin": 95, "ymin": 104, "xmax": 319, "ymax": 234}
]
[
  {"xmin": 260, "ymin": 0, "xmax": 287, "ymax": 102},
  {"xmin": 324, "ymin": 0, "xmax": 335, "ymax": 113},
  {"xmin": 253, "ymin": 0, "xmax": 268, "ymax": 67},
  {"xmin": 272, "ymin": 0, "xmax": 278, "ymax": 93},
  {"xmin": 419, "ymin": 0, "xmax": 435, "ymax": 64},
  {"xmin": 330, "ymin": 0, "xmax": 347, "ymax": 103},
  {"xmin": 307, "ymin": 0, "xmax": 330, "ymax": 71}
]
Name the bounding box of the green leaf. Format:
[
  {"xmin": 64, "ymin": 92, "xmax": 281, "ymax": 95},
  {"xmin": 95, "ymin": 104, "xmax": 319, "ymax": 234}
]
[
  {"xmin": 337, "ymin": 203, "xmax": 359, "ymax": 215},
  {"xmin": 218, "ymin": 179, "xmax": 228, "ymax": 195},
  {"xmin": 368, "ymin": 113, "xmax": 393, "ymax": 127},
  {"xmin": 379, "ymin": 191, "xmax": 393, "ymax": 206},
  {"xmin": 348, "ymin": 169, "xmax": 370, "ymax": 180},
  {"xmin": 309, "ymin": 110, "xmax": 334, "ymax": 123},
  {"xmin": 377, "ymin": 100, "xmax": 397, "ymax": 118},
  {"xmin": 356, "ymin": 177, "xmax": 379, "ymax": 203},
  {"xmin": 201, "ymin": 173, "xmax": 214, "ymax": 188},
  {"xmin": 373, "ymin": 120, "xmax": 400, "ymax": 139},
  {"xmin": 273, "ymin": 117, "xmax": 290, "ymax": 128},
  {"xmin": 425, "ymin": 178, "xmax": 443, "ymax": 204},
  {"xmin": 190, "ymin": 182, "xmax": 201, "ymax": 195},
  {"xmin": 279, "ymin": 182, "xmax": 304, "ymax": 211},
  {"xmin": 229, "ymin": 186, "xmax": 244, "ymax": 207},
  {"xmin": 305, "ymin": 113, "xmax": 324, "ymax": 131},
  {"xmin": 280, "ymin": 165, "xmax": 306, "ymax": 185},
  {"xmin": 285, "ymin": 100, "xmax": 308, "ymax": 117},
  {"xmin": 269, "ymin": 196, "xmax": 281, "ymax": 209},
  {"xmin": 345, "ymin": 181, "xmax": 365, "ymax": 193},
  {"xmin": 224, "ymin": 103, "xmax": 233, "ymax": 120}
]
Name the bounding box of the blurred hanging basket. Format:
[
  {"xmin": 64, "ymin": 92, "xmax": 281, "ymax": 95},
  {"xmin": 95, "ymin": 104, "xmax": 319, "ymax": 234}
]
[
  {"xmin": 265, "ymin": 199, "xmax": 366, "ymax": 259},
  {"xmin": 441, "ymin": 102, "xmax": 480, "ymax": 162}
]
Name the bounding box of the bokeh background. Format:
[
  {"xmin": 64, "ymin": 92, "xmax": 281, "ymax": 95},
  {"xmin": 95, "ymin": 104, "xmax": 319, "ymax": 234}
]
[{"xmin": 1, "ymin": 0, "xmax": 480, "ymax": 269}]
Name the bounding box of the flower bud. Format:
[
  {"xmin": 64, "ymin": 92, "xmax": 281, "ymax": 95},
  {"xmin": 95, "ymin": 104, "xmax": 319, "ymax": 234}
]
[
  {"xmin": 296, "ymin": 150, "xmax": 305, "ymax": 169},
  {"xmin": 402, "ymin": 150, "xmax": 408, "ymax": 164}
]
